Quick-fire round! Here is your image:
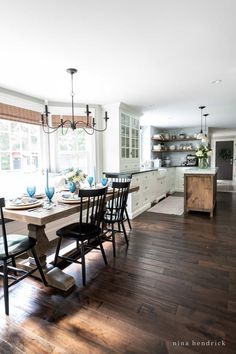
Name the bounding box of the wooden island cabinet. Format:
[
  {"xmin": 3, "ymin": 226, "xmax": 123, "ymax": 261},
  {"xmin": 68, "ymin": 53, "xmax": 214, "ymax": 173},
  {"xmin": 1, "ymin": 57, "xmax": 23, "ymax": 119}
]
[{"xmin": 184, "ymin": 168, "xmax": 218, "ymax": 217}]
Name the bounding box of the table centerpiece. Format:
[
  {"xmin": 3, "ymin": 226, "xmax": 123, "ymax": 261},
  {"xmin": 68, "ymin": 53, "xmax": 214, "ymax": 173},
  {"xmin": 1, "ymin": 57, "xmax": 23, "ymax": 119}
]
[{"xmin": 196, "ymin": 145, "xmax": 212, "ymax": 168}]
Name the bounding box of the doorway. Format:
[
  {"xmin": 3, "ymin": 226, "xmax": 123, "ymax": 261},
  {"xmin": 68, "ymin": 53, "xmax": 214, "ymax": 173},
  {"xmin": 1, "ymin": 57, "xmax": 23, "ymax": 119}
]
[{"xmin": 215, "ymin": 141, "xmax": 234, "ymax": 180}]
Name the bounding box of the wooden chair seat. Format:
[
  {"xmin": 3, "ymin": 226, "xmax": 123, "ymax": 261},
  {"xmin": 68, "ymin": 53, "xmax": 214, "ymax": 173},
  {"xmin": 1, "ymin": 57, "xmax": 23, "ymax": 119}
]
[
  {"xmin": 0, "ymin": 234, "xmax": 36, "ymax": 259},
  {"xmin": 56, "ymin": 223, "xmax": 101, "ymax": 241}
]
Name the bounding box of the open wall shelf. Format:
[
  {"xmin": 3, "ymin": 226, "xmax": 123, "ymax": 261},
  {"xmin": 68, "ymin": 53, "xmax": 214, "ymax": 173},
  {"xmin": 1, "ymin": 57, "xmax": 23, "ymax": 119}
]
[
  {"xmin": 151, "ymin": 138, "xmax": 199, "ymax": 142},
  {"xmin": 152, "ymin": 149, "xmax": 197, "ymax": 153}
]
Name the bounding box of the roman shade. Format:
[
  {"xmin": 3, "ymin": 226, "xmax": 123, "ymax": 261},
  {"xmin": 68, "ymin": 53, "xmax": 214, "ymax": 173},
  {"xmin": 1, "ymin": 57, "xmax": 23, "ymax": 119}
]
[
  {"xmin": 0, "ymin": 103, "xmax": 93, "ymax": 128},
  {"xmin": 0, "ymin": 103, "xmax": 41, "ymax": 125},
  {"xmin": 51, "ymin": 115, "xmax": 92, "ymax": 128}
]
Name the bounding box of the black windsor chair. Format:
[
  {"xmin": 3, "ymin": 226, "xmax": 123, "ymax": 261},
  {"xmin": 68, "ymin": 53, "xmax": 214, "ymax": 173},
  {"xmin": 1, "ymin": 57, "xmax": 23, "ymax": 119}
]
[
  {"xmin": 54, "ymin": 187, "xmax": 108, "ymax": 286},
  {"xmin": 104, "ymin": 173, "xmax": 132, "ymax": 230},
  {"xmin": 0, "ymin": 198, "xmax": 47, "ymax": 315},
  {"xmin": 103, "ymin": 181, "xmax": 130, "ymax": 257}
]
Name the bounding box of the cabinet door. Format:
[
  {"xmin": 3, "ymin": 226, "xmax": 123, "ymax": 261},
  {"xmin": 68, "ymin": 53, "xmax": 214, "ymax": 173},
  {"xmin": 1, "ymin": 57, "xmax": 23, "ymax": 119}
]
[
  {"xmin": 153, "ymin": 170, "xmax": 166, "ymax": 199},
  {"xmin": 120, "ymin": 112, "xmax": 139, "ymax": 162},
  {"xmin": 166, "ymin": 168, "xmax": 176, "ymax": 193},
  {"xmin": 121, "ymin": 113, "xmax": 131, "ymax": 159},
  {"xmin": 131, "ymin": 116, "xmax": 139, "ymax": 159}
]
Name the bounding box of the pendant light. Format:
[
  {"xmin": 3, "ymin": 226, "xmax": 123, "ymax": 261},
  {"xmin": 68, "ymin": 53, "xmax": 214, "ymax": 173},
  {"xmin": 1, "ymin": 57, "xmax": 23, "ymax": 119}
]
[
  {"xmin": 202, "ymin": 113, "xmax": 209, "ymax": 143},
  {"xmin": 197, "ymin": 105, "xmax": 206, "ymax": 139}
]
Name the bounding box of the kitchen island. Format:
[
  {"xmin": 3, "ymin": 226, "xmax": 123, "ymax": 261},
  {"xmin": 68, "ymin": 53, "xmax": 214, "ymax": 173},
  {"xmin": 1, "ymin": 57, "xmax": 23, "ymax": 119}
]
[{"xmin": 184, "ymin": 168, "xmax": 218, "ymax": 217}]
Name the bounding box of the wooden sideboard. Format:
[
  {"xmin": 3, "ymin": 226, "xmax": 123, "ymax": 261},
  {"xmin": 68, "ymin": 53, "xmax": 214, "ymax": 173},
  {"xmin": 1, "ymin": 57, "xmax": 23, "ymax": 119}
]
[{"xmin": 184, "ymin": 168, "xmax": 218, "ymax": 217}]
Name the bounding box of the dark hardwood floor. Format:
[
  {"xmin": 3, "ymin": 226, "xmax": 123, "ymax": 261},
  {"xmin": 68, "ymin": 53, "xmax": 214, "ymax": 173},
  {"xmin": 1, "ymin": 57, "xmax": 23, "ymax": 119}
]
[{"xmin": 0, "ymin": 192, "xmax": 236, "ymax": 353}]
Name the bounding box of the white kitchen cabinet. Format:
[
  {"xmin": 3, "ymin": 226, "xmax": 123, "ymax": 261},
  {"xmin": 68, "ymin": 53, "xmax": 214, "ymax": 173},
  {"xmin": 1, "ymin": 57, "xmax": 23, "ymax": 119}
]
[
  {"xmin": 120, "ymin": 113, "xmax": 139, "ymax": 159},
  {"xmin": 128, "ymin": 170, "xmax": 167, "ymax": 218},
  {"xmin": 175, "ymin": 167, "xmax": 197, "ymax": 191},
  {"xmin": 166, "ymin": 167, "xmax": 176, "ymax": 193},
  {"xmin": 102, "ymin": 103, "xmax": 142, "ymax": 173},
  {"xmin": 128, "ymin": 172, "xmax": 151, "ymax": 218},
  {"xmin": 134, "ymin": 172, "xmax": 151, "ymax": 206},
  {"xmin": 154, "ymin": 169, "xmax": 167, "ymax": 201}
]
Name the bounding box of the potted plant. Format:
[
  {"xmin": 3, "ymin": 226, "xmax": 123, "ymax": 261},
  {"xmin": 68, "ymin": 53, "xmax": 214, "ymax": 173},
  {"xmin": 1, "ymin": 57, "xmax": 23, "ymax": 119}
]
[{"xmin": 196, "ymin": 145, "xmax": 212, "ymax": 168}]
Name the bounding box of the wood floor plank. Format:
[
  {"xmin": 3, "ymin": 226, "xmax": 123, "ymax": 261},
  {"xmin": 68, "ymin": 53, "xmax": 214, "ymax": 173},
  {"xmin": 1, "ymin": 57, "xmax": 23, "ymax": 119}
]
[{"xmin": 1, "ymin": 191, "xmax": 236, "ymax": 353}]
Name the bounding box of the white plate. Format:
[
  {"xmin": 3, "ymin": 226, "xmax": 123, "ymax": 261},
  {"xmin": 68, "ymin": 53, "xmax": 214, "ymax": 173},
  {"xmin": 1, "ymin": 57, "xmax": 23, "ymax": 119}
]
[
  {"xmin": 58, "ymin": 193, "xmax": 80, "ymax": 204},
  {"xmin": 22, "ymin": 193, "xmax": 45, "ymax": 199},
  {"xmin": 61, "ymin": 193, "xmax": 79, "ymax": 200},
  {"xmin": 5, "ymin": 199, "xmax": 44, "ymax": 210},
  {"xmin": 9, "ymin": 197, "xmax": 38, "ymax": 206}
]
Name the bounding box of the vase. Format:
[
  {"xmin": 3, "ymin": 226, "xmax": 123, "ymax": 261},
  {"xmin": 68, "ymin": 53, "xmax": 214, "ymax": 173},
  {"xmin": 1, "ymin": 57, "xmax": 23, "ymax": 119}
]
[
  {"xmin": 198, "ymin": 157, "xmax": 209, "ymax": 169},
  {"xmin": 69, "ymin": 181, "xmax": 76, "ymax": 193}
]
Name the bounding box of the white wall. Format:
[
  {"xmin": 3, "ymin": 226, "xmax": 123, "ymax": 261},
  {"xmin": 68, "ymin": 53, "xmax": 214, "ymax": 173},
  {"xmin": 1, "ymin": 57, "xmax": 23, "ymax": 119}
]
[
  {"xmin": 140, "ymin": 125, "xmax": 155, "ymax": 165},
  {"xmin": 102, "ymin": 103, "xmax": 120, "ymax": 172},
  {"xmin": 0, "ymin": 89, "xmax": 43, "ymax": 112}
]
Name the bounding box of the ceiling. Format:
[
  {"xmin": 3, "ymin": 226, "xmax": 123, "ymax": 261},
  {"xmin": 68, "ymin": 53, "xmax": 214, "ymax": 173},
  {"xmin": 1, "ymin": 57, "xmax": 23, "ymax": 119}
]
[{"xmin": 1, "ymin": 0, "xmax": 236, "ymax": 128}]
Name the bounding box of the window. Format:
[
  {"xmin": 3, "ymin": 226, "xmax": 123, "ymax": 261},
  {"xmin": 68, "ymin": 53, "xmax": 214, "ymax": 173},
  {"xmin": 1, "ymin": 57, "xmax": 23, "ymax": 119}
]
[
  {"xmin": 56, "ymin": 128, "xmax": 94, "ymax": 174},
  {"xmin": 0, "ymin": 104, "xmax": 97, "ymax": 197},
  {"xmin": 0, "ymin": 119, "xmax": 42, "ymax": 198},
  {"xmin": 0, "ymin": 119, "xmax": 41, "ymax": 172}
]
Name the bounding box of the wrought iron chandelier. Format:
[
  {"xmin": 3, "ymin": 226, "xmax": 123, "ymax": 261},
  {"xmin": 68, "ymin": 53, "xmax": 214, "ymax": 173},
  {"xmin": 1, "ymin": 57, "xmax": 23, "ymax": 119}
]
[
  {"xmin": 41, "ymin": 68, "xmax": 109, "ymax": 135},
  {"xmin": 197, "ymin": 105, "xmax": 206, "ymax": 140}
]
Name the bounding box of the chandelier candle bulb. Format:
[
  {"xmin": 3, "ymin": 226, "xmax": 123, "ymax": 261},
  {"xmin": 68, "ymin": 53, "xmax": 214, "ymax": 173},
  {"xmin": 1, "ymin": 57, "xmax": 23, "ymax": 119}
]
[{"xmin": 45, "ymin": 104, "xmax": 49, "ymax": 116}]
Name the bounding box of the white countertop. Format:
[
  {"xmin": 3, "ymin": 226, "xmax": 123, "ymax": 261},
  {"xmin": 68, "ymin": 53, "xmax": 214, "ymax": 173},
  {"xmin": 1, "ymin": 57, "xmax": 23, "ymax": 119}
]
[{"xmin": 184, "ymin": 167, "xmax": 218, "ymax": 175}]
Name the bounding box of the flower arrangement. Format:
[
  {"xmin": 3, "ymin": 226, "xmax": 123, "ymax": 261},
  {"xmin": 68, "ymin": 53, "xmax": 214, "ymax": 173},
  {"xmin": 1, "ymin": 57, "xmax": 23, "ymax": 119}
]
[
  {"xmin": 196, "ymin": 145, "xmax": 212, "ymax": 158},
  {"xmin": 66, "ymin": 168, "xmax": 87, "ymax": 184}
]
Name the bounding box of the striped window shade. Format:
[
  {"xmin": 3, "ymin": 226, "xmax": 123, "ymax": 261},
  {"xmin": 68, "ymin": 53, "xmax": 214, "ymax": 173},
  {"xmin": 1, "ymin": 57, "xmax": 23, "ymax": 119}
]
[
  {"xmin": 51, "ymin": 115, "xmax": 93, "ymax": 128},
  {"xmin": 0, "ymin": 103, "xmax": 41, "ymax": 125}
]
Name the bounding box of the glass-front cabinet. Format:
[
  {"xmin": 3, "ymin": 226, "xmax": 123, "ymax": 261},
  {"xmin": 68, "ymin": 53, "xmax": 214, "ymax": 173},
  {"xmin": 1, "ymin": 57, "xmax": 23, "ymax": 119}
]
[
  {"xmin": 120, "ymin": 111, "xmax": 139, "ymax": 170},
  {"xmin": 102, "ymin": 102, "xmax": 141, "ymax": 172}
]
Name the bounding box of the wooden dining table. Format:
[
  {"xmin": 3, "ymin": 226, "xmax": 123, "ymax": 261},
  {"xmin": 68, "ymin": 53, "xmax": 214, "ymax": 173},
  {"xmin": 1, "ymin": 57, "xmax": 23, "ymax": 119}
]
[{"xmin": 3, "ymin": 186, "xmax": 139, "ymax": 291}]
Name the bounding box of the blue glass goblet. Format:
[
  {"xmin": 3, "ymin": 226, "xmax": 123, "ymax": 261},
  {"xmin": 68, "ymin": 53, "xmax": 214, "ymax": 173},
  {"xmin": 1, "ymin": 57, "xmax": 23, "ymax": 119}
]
[
  {"xmin": 87, "ymin": 176, "xmax": 94, "ymax": 188},
  {"xmin": 27, "ymin": 186, "xmax": 36, "ymax": 198},
  {"xmin": 101, "ymin": 177, "xmax": 108, "ymax": 186},
  {"xmin": 69, "ymin": 181, "xmax": 76, "ymax": 193},
  {"xmin": 45, "ymin": 187, "xmax": 55, "ymax": 203}
]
